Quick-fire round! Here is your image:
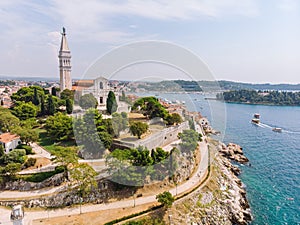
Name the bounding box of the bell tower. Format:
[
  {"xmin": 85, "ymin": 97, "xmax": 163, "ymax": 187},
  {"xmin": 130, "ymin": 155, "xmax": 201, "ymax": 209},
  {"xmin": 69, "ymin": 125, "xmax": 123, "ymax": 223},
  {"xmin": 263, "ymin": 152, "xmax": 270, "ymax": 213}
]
[{"xmin": 59, "ymin": 27, "xmax": 72, "ymax": 91}]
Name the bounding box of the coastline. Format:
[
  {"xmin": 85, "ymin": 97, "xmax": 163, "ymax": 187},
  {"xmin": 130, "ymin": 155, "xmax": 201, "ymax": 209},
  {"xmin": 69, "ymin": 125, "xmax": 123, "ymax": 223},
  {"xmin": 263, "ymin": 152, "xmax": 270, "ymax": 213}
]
[
  {"xmin": 220, "ymin": 100, "xmax": 300, "ymax": 107},
  {"xmin": 168, "ymin": 137, "xmax": 252, "ymax": 224}
]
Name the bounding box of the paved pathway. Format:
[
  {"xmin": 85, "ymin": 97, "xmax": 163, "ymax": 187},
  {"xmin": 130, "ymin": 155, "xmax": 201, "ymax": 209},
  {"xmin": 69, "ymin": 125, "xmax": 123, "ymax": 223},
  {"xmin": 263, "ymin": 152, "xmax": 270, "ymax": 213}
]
[{"xmin": 0, "ymin": 135, "xmax": 209, "ymax": 225}]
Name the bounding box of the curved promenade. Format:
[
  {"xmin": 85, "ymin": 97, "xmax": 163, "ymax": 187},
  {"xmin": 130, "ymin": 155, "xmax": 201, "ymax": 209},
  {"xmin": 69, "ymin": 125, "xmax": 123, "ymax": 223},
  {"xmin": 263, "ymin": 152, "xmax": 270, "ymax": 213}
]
[{"xmin": 0, "ymin": 140, "xmax": 209, "ymax": 225}]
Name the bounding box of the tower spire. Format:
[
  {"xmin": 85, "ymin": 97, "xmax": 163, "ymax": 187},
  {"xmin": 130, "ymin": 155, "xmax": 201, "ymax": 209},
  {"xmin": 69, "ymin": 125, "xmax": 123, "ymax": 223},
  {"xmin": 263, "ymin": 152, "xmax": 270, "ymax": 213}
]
[{"xmin": 59, "ymin": 27, "xmax": 72, "ymax": 91}]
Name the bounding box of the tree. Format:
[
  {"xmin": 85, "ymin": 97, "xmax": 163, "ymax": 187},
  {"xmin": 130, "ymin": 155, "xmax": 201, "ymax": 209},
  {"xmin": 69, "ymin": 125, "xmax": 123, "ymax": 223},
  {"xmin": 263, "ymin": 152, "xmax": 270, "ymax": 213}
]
[
  {"xmin": 0, "ymin": 145, "xmax": 4, "ymax": 157},
  {"xmin": 66, "ymin": 99, "xmax": 73, "ymax": 114},
  {"xmin": 79, "ymin": 94, "xmax": 98, "ymax": 109},
  {"xmin": 40, "ymin": 94, "xmax": 46, "ymax": 116},
  {"xmin": 156, "ymin": 191, "xmax": 174, "ymax": 208},
  {"xmin": 73, "ymin": 109, "xmax": 110, "ymax": 159},
  {"xmin": 12, "ymin": 101, "xmax": 38, "ymax": 120},
  {"xmin": 2, "ymin": 149, "xmax": 26, "ymax": 164},
  {"xmin": 47, "ymin": 95, "xmax": 55, "ymax": 115},
  {"xmin": 11, "ymin": 86, "xmax": 45, "ymax": 103},
  {"xmin": 0, "ymin": 108, "xmax": 20, "ymax": 132},
  {"xmin": 60, "ymin": 89, "xmax": 74, "ymax": 100},
  {"xmin": 45, "ymin": 113, "xmax": 74, "ymax": 141},
  {"xmin": 178, "ymin": 129, "xmax": 200, "ymax": 152},
  {"xmin": 2, "ymin": 163, "xmax": 22, "ymax": 179},
  {"xmin": 51, "ymin": 87, "xmax": 57, "ymax": 96},
  {"xmin": 106, "ymin": 91, "xmax": 118, "ymax": 114},
  {"xmin": 32, "ymin": 87, "xmax": 40, "ymax": 106},
  {"xmin": 166, "ymin": 113, "xmax": 182, "ymax": 125},
  {"xmin": 69, "ymin": 163, "xmax": 97, "ymax": 199},
  {"xmin": 111, "ymin": 112, "xmax": 128, "ymax": 137},
  {"xmin": 129, "ymin": 122, "xmax": 149, "ymax": 139},
  {"xmin": 132, "ymin": 97, "xmax": 168, "ymax": 119},
  {"xmin": 12, "ymin": 126, "xmax": 38, "ymax": 145}
]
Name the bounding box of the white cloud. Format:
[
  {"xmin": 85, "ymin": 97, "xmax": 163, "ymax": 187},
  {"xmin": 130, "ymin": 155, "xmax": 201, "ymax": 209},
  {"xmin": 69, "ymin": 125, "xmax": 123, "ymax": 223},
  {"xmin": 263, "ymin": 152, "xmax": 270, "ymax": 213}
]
[{"xmin": 277, "ymin": 0, "xmax": 299, "ymax": 12}]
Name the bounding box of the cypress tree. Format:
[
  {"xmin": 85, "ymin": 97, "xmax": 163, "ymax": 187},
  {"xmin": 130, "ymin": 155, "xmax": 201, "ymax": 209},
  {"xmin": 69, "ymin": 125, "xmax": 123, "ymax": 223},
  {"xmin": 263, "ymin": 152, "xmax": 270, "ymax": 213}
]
[
  {"xmin": 40, "ymin": 95, "xmax": 46, "ymax": 116},
  {"xmin": 106, "ymin": 91, "xmax": 118, "ymax": 114},
  {"xmin": 66, "ymin": 99, "xmax": 73, "ymax": 114},
  {"xmin": 51, "ymin": 87, "xmax": 57, "ymax": 96},
  {"xmin": 48, "ymin": 95, "xmax": 55, "ymax": 115},
  {"xmin": 33, "ymin": 87, "xmax": 40, "ymax": 106}
]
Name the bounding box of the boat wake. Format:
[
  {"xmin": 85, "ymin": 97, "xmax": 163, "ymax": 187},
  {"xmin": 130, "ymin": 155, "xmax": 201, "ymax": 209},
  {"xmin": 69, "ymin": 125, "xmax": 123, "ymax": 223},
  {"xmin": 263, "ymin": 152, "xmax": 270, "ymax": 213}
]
[{"xmin": 255, "ymin": 122, "xmax": 300, "ymax": 134}]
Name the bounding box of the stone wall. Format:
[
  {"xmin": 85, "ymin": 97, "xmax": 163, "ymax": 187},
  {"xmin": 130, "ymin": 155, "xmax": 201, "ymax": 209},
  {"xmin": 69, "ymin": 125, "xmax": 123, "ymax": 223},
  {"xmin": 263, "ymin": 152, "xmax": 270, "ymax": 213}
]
[{"xmin": 114, "ymin": 121, "xmax": 189, "ymax": 150}]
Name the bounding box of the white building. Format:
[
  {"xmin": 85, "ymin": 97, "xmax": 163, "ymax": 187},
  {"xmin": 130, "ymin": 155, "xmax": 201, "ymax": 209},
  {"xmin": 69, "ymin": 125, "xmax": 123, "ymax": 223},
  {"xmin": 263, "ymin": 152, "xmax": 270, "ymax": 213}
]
[
  {"xmin": 73, "ymin": 77, "xmax": 119, "ymax": 109},
  {"xmin": 0, "ymin": 133, "xmax": 21, "ymax": 153}
]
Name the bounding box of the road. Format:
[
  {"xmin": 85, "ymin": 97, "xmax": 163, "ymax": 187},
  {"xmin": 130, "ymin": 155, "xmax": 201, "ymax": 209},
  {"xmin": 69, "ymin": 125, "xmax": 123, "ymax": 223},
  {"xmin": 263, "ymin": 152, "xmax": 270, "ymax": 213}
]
[{"xmin": 0, "ymin": 139, "xmax": 209, "ymax": 225}]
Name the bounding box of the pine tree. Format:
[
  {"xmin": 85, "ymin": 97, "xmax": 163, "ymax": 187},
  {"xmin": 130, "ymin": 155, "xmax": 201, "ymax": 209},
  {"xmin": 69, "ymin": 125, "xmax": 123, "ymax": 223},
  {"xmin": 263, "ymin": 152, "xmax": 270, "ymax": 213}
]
[
  {"xmin": 66, "ymin": 99, "xmax": 73, "ymax": 114},
  {"xmin": 106, "ymin": 91, "xmax": 118, "ymax": 114}
]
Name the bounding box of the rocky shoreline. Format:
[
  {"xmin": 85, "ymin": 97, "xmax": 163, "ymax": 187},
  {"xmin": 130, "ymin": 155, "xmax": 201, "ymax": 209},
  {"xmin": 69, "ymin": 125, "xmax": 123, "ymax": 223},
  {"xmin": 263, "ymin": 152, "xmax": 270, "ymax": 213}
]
[{"xmin": 169, "ymin": 139, "xmax": 252, "ymax": 224}]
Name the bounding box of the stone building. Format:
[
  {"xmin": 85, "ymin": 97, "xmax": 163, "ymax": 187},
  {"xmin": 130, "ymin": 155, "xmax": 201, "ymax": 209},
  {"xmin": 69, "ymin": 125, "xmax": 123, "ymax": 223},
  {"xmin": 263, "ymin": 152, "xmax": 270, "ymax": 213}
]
[
  {"xmin": 72, "ymin": 77, "xmax": 119, "ymax": 109},
  {"xmin": 59, "ymin": 27, "xmax": 72, "ymax": 91},
  {"xmin": 58, "ymin": 28, "xmax": 119, "ymax": 109}
]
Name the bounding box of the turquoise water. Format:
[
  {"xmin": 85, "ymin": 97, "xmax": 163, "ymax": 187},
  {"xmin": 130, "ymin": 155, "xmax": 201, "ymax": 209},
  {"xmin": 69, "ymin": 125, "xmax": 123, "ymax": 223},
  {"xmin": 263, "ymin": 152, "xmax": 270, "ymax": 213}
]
[
  {"xmin": 138, "ymin": 93, "xmax": 300, "ymax": 225},
  {"xmin": 222, "ymin": 103, "xmax": 300, "ymax": 225}
]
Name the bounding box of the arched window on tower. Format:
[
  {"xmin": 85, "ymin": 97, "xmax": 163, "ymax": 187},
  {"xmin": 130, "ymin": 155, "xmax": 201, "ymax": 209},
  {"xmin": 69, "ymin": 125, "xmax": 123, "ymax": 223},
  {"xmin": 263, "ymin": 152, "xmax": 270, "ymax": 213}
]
[{"xmin": 99, "ymin": 82, "xmax": 103, "ymax": 89}]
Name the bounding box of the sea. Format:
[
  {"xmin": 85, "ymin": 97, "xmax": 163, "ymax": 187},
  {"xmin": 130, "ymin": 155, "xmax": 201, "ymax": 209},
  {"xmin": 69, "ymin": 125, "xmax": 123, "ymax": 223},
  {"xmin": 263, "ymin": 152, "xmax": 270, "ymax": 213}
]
[{"xmin": 138, "ymin": 92, "xmax": 300, "ymax": 225}]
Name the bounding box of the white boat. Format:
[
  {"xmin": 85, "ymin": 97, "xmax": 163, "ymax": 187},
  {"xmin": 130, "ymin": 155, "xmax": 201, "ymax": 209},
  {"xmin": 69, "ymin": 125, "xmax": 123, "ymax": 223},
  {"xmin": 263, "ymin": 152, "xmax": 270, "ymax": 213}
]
[
  {"xmin": 251, "ymin": 113, "xmax": 260, "ymax": 124},
  {"xmin": 272, "ymin": 127, "xmax": 282, "ymax": 133}
]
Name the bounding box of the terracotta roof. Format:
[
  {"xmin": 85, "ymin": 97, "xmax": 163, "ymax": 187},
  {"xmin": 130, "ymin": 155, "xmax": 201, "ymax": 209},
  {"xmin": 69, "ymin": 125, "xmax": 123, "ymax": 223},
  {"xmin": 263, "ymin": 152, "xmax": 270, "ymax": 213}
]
[
  {"xmin": 0, "ymin": 133, "xmax": 20, "ymax": 144},
  {"xmin": 72, "ymin": 86, "xmax": 86, "ymax": 91},
  {"xmin": 73, "ymin": 80, "xmax": 94, "ymax": 87}
]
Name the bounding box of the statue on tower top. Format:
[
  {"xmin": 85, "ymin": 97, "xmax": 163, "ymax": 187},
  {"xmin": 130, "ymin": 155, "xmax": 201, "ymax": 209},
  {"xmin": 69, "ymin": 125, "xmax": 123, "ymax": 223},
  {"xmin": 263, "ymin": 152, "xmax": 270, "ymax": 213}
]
[{"xmin": 62, "ymin": 27, "xmax": 66, "ymax": 35}]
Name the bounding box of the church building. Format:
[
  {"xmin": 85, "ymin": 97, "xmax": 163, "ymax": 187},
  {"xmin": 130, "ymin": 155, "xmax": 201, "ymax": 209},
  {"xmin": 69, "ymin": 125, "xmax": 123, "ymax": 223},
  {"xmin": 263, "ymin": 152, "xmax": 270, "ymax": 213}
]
[{"xmin": 58, "ymin": 28, "xmax": 119, "ymax": 109}]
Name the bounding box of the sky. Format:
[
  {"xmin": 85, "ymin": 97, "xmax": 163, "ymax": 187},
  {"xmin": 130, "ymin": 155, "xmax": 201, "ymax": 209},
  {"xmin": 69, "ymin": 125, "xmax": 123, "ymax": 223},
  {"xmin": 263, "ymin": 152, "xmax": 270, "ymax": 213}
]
[{"xmin": 0, "ymin": 0, "xmax": 300, "ymax": 83}]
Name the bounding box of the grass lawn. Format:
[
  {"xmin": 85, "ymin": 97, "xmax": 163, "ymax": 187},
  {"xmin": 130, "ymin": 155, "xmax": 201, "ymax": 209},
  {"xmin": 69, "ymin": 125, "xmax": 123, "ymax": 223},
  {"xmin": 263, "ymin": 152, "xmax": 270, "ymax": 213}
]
[{"xmin": 36, "ymin": 128, "xmax": 78, "ymax": 154}]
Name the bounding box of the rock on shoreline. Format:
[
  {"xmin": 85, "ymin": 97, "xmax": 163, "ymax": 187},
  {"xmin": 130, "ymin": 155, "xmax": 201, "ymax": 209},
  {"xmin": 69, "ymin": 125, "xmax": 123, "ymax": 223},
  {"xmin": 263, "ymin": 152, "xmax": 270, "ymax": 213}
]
[
  {"xmin": 170, "ymin": 140, "xmax": 252, "ymax": 224},
  {"xmin": 219, "ymin": 142, "xmax": 249, "ymax": 163}
]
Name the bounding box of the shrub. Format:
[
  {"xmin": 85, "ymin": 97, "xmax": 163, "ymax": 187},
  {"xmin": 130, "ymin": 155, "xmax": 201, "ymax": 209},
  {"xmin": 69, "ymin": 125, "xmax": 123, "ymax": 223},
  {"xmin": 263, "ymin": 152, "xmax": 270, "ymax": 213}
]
[
  {"xmin": 23, "ymin": 157, "xmax": 37, "ymax": 168},
  {"xmin": 16, "ymin": 144, "xmax": 34, "ymax": 155}
]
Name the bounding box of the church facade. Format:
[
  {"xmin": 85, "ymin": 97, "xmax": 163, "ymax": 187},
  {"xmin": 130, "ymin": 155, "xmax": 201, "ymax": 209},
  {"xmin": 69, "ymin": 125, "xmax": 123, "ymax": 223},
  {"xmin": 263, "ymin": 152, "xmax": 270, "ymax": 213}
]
[
  {"xmin": 58, "ymin": 28, "xmax": 119, "ymax": 109},
  {"xmin": 72, "ymin": 77, "xmax": 118, "ymax": 108}
]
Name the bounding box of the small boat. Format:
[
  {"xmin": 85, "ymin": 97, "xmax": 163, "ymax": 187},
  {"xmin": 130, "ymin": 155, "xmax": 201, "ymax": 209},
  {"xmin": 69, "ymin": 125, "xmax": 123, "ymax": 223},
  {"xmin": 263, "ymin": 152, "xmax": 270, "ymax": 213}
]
[
  {"xmin": 272, "ymin": 127, "xmax": 282, "ymax": 133},
  {"xmin": 251, "ymin": 113, "xmax": 260, "ymax": 124},
  {"xmin": 286, "ymin": 197, "xmax": 294, "ymax": 201}
]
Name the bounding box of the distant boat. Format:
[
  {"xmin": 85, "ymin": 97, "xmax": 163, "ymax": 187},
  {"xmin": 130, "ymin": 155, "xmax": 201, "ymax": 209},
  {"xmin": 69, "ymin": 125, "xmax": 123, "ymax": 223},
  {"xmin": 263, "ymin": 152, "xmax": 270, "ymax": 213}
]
[
  {"xmin": 272, "ymin": 127, "xmax": 282, "ymax": 133},
  {"xmin": 251, "ymin": 113, "xmax": 260, "ymax": 124}
]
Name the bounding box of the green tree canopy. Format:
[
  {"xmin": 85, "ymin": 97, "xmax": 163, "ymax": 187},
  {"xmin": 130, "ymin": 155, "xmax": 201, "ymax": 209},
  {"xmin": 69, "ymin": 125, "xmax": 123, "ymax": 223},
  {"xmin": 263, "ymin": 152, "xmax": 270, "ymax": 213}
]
[
  {"xmin": 60, "ymin": 89, "xmax": 74, "ymax": 100},
  {"xmin": 11, "ymin": 86, "xmax": 45, "ymax": 103},
  {"xmin": 12, "ymin": 101, "xmax": 38, "ymax": 120},
  {"xmin": 47, "ymin": 95, "xmax": 56, "ymax": 115},
  {"xmin": 178, "ymin": 129, "xmax": 201, "ymax": 152},
  {"xmin": 156, "ymin": 191, "xmax": 174, "ymax": 208},
  {"xmin": 45, "ymin": 112, "xmax": 74, "ymax": 141},
  {"xmin": 66, "ymin": 99, "xmax": 73, "ymax": 114},
  {"xmin": 0, "ymin": 107, "xmax": 20, "ymax": 132},
  {"xmin": 79, "ymin": 93, "xmax": 98, "ymax": 109},
  {"xmin": 73, "ymin": 109, "xmax": 111, "ymax": 159},
  {"xmin": 12, "ymin": 126, "xmax": 38, "ymax": 145},
  {"xmin": 165, "ymin": 113, "xmax": 183, "ymax": 125},
  {"xmin": 106, "ymin": 91, "xmax": 118, "ymax": 114},
  {"xmin": 132, "ymin": 97, "xmax": 169, "ymax": 120},
  {"xmin": 129, "ymin": 121, "xmax": 149, "ymax": 139},
  {"xmin": 111, "ymin": 112, "xmax": 128, "ymax": 137}
]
